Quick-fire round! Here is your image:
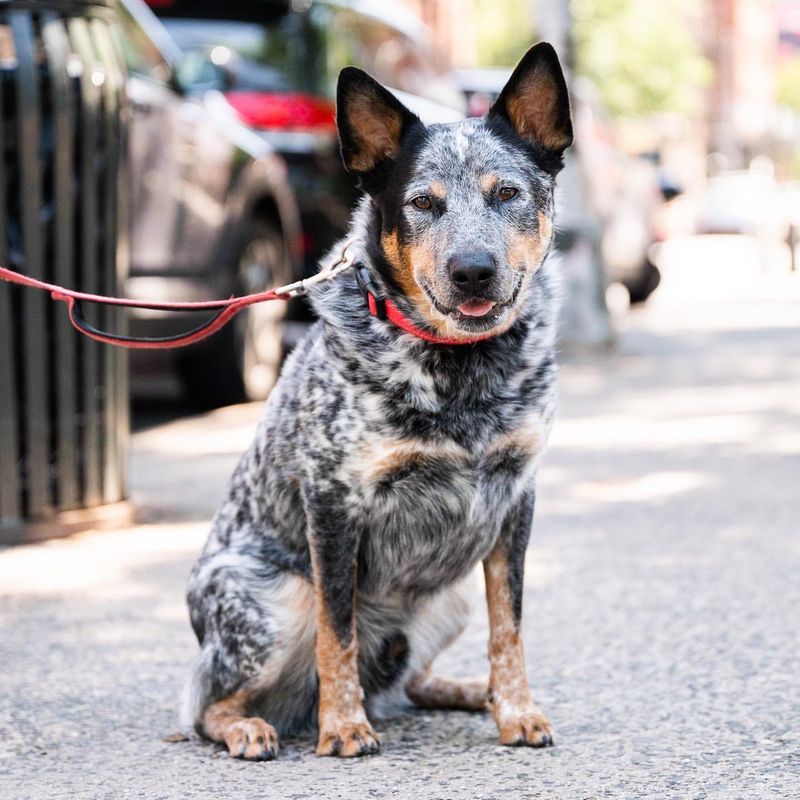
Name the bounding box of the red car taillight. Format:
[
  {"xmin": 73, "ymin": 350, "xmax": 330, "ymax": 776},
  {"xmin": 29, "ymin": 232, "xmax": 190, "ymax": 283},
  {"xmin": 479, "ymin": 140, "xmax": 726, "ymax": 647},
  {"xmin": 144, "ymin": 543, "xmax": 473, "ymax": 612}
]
[{"xmin": 224, "ymin": 91, "xmax": 336, "ymax": 133}]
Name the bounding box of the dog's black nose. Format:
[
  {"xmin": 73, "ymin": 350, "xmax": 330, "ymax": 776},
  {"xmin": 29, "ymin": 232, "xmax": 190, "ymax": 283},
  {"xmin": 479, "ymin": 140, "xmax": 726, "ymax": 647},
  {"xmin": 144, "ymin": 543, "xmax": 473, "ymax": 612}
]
[{"xmin": 447, "ymin": 251, "xmax": 496, "ymax": 293}]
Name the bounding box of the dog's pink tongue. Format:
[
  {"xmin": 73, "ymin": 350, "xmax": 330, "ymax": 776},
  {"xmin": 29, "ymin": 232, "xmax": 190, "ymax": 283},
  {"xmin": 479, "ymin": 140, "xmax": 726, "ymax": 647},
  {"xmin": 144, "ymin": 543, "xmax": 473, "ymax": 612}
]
[{"xmin": 457, "ymin": 300, "xmax": 495, "ymax": 317}]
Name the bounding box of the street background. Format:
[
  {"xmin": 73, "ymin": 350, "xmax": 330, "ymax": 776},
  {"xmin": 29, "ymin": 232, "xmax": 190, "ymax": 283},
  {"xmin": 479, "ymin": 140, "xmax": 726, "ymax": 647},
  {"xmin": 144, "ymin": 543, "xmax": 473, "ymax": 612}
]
[
  {"xmin": 1, "ymin": 0, "xmax": 800, "ymax": 797},
  {"xmin": 2, "ymin": 238, "xmax": 798, "ymax": 798}
]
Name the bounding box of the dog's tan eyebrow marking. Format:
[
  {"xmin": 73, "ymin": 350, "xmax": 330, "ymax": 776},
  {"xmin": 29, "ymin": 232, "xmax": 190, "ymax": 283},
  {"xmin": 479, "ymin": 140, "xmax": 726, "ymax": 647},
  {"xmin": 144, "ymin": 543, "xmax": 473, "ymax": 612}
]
[
  {"xmin": 429, "ymin": 180, "xmax": 447, "ymax": 199},
  {"xmin": 480, "ymin": 174, "xmax": 498, "ymax": 193}
]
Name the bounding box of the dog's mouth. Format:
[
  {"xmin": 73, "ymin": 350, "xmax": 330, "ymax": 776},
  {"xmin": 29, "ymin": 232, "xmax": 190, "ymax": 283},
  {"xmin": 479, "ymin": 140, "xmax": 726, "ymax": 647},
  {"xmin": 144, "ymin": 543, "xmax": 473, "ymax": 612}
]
[
  {"xmin": 456, "ymin": 299, "xmax": 496, "ymax": 317},
  {"xmin": 420, "ymin": 274, "xmax": 524, "ymax": 330}
]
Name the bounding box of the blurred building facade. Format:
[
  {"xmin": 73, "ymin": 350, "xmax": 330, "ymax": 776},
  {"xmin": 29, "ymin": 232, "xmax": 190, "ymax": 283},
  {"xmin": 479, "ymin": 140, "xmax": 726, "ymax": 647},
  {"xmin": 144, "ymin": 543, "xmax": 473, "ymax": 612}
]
[
  {"xmin": 778, "ymin": 0, "xmax": 800, "ymax": 54},
  {"xmin": 709, "ymin": 0, "xmax": 779, "ymax": 167},
  {"xmin": 399, "ymin": 0, "xmax": 477, "ymax": 67},
  {"xmin": 706, "ymin": 0, "xmax": 800, "ymax": 177}
]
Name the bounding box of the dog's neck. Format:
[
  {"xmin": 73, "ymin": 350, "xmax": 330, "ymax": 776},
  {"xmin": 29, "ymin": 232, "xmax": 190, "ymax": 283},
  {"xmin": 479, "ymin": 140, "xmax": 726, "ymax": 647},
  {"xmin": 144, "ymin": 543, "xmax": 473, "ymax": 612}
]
[{"xmin": 309, "ymin": 241, "xmax": 558, "ymax": 419}]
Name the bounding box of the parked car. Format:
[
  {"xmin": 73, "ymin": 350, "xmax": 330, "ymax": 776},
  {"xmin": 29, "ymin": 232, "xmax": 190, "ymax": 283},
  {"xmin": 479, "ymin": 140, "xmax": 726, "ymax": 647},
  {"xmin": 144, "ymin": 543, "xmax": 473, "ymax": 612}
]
[
  {"xmin": 117, "ymin": 0, "xmax": 302, "ymax": 406},
  {"xmin": 782, "ymin": 180, "xmax": 800, "ymax": 271},
  {"xmin": 451, "ymin": 69, "xmax": 675, "ymax": 304},
  {"xmin": 696, "ymin": 169, "xmax": 790, "ymax": 241},
  {"xmin": 145, "ymin": 0, "xmax": 465, "ymax": 346}
]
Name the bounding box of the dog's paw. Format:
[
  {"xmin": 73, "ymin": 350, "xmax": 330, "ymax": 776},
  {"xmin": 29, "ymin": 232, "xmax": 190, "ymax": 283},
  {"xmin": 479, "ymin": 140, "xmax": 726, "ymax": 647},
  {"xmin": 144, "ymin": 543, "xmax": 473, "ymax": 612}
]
[
  {"xmin": 497, "ymin": 710, "xmax": 554, "ymax": 748},
  {"xmin": 316, "ymin": 720, "xmax": 381, "ymax": 758},
  {"xmin": 223, "ymin": 718, "xmax": 279, "ymax": 761}
]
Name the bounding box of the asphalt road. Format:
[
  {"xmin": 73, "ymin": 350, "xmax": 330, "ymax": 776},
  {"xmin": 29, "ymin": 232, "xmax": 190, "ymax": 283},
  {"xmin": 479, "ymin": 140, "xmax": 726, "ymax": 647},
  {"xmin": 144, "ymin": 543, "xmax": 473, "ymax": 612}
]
[{"xmin": 1, "ymin": 235, "xmax": 798, "ymax": 799}]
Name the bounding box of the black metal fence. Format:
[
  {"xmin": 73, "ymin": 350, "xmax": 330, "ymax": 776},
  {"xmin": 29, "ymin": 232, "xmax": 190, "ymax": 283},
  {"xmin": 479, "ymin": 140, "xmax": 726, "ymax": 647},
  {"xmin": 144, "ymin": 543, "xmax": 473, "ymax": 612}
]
[{"xmin": 0, "ymin": 0, "xmax": 132, "ymax": 543}]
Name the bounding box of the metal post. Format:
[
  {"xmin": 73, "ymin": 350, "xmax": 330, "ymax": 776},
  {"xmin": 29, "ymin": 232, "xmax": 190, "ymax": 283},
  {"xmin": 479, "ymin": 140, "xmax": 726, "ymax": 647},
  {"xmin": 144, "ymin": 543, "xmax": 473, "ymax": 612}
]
[
  {"xmin": 536, "ymin": 0, "xmax": 613, "ymax": 347},
  {"xmin": 0, "ymin": 0, "xmax": 134, "ymax": 544}
]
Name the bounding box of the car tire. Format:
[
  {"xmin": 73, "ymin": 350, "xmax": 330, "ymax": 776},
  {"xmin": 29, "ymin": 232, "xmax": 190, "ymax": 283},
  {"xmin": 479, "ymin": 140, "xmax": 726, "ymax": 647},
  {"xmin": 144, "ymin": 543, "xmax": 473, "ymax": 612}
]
[
  {"xmin": 177, "ymin": 218, "xmax": 291, "ymax": 408},
  {"xmin": 625, "ymin": 259, "xmax": 661, "ymax": 305}
]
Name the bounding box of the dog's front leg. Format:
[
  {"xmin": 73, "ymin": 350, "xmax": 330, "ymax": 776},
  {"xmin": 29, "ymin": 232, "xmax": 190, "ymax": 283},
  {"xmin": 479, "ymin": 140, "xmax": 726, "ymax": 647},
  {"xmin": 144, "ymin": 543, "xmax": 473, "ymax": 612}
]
[
  {"xmin": 483, "ymin": 489, "xmax": 554, "ymax": 747},
  {"xmin": 306, "ymin": 495, "xmax": 379, "ymax": 758}
]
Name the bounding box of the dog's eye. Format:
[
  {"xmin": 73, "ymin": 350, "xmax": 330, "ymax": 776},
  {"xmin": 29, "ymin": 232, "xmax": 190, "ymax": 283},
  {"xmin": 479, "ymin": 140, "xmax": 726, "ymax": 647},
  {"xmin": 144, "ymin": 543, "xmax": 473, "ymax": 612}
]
[
  {"xmin": 498, "ymin": 187, "xmax": 518, "ymax": 202},
  {"xmin": 411, "ymin": 195, "xmax": 433, "ymax": 210}
]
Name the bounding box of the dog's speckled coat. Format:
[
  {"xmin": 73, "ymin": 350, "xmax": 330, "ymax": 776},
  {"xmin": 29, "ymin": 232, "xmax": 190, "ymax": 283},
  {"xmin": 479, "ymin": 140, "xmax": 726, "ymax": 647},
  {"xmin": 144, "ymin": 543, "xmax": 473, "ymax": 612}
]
[{"xmin": 182, "ymin": 42, "xmax": 573, "ymax": 760}]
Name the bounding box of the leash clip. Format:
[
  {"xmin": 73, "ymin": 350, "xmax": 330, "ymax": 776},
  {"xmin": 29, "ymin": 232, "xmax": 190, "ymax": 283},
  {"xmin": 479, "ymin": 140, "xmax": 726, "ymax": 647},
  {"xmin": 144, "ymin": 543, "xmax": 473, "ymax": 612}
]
[{"xmin": 354, "ymin": 264, "xmax": 387, "ymax": 321}]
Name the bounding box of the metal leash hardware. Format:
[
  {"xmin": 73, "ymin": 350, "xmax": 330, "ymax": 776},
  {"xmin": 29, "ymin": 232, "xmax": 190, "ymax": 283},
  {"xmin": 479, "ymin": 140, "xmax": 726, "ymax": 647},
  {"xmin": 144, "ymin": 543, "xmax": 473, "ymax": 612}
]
[
  {"xmin": 354, "ymin": 263, "xmax": 387, "ymax": 320},
  {"xmin": 273, "ymin": 238, "xmax": 359, "ymax": 299}
]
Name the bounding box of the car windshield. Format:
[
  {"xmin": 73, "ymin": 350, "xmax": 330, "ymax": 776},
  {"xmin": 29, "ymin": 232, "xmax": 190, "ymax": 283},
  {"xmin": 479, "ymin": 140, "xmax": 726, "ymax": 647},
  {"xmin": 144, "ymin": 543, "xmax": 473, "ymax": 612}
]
[{"xmin": 163, "ymin": 17, "xmax": 323, "ymax": 94}]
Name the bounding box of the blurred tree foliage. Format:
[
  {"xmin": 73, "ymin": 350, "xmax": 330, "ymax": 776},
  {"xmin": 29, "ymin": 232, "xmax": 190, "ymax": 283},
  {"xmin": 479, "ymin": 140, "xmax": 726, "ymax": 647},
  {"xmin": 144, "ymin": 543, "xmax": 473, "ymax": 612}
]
[
  {"xmin": 572, "ymin": 0, "xmax": 712, "ymax": 118},
  {"xmin": 473, "ymin": 0, "xmax": 536, "ymax": 68},
  {"xmin": 778, "ymin": 55, "xmax": 800, "ymax": 110},
  {"xmin": 472, "ymin": 0, "xmax": 710, "ymax": 119}
]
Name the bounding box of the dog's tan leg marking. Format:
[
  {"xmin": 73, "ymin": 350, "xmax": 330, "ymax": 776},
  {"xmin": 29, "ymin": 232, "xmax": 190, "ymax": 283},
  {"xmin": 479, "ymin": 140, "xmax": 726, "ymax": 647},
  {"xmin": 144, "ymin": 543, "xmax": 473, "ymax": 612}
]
[
  {"xmin": 406, "ymin": 668, "xmax": 488, "ymax": 711},
  {"xmin": 310, "ymin": 549, "xmax": 380, "ymax": 758},
  {"xmin": 483, "ymin": 544, "xmax": 553, "ymax": 747},
  {"xmin": 202, "ymin": 688, "xmax": 279, "ymax": 761}
]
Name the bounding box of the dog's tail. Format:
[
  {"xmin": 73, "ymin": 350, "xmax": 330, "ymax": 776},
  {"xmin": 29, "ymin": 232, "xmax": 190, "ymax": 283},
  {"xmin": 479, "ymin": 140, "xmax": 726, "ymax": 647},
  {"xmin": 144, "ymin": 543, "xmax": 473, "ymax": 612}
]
[{"xmin": 179, "ymin": 647, "xmax": 217, "ymax": 733}]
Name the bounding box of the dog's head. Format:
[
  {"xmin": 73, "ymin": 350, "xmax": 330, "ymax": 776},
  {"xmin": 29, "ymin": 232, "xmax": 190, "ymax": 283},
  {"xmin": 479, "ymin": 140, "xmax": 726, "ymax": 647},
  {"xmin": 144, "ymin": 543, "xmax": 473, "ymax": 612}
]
[{"xmin": 336, "ymin": 43, "xmax": 572, "ymax": 340}]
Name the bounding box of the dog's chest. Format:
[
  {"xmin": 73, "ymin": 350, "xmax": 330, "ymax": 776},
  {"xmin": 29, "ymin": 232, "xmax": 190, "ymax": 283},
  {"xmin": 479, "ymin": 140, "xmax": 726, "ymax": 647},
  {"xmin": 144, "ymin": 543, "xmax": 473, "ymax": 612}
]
[{"xmin": 347, "ymin": 414, "xmax": 548, "ymax": 594}]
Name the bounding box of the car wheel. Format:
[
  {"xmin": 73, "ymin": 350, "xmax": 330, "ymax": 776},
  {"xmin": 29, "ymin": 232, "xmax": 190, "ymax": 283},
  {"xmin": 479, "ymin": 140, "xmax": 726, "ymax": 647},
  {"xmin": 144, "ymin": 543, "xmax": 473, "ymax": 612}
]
[{"xmin": 178, "ymin": 219, "xmax": 290, "ymax": 408}]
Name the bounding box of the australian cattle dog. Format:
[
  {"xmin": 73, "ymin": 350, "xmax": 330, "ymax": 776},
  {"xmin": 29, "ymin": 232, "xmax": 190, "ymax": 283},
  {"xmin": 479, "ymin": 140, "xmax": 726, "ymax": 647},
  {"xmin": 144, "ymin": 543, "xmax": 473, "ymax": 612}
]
[{"xmin": 182, "ymin": 42, "xmax": 573, "ymax": 760}]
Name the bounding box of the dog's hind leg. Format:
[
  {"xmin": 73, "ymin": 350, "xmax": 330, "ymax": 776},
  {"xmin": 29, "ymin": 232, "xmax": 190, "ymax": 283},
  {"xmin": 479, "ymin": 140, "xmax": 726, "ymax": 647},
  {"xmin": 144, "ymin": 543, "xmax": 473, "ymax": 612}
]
[
  {"xmin": 184, "ymin": 548, "xmax": 318, "ymax": 759},
  {"xmin": 406, "ymin": 670, "xmax": 488, "ymax": 711},
  {"xmin": 404, "ymin": 576, "xmax": 488, "ymax": 712},
  {"xmin": 201, "ymin": 688, "xmax": 280, "ymax": 761}
]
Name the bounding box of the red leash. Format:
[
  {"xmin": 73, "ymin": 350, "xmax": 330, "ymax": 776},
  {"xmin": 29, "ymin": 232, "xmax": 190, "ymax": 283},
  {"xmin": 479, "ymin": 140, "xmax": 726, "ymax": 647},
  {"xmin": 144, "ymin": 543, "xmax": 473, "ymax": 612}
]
[
  {"xmin": 0, "ymin": 264, "xmax": 293, "ymax": 350},
  {"xmin": 0, "ymin": 242, "xmax": 357, "ymax": 350},
  {"xmin": 0, "ymin": 241, "xmax": 498, "ymax": 349}
]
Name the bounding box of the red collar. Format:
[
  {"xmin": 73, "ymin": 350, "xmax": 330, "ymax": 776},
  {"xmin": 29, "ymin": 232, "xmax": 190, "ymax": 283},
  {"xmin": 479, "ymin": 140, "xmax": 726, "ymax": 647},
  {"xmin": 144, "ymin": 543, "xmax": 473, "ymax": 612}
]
[{"xmin": 355, "ymin": 265, "xmax": 499, "ymax": 346}]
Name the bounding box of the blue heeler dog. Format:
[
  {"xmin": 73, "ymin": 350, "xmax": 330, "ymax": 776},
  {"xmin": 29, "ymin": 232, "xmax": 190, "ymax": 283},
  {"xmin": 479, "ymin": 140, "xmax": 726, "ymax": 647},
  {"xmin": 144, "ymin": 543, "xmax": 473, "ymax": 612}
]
[{"xmin": 182, "ymin": 42, "xmax": 573, "ymax": 760}]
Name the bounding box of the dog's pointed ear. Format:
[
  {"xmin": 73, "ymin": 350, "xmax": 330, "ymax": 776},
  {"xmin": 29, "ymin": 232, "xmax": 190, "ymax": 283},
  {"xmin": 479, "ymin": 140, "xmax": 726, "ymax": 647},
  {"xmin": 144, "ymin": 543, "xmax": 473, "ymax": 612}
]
[
  {"xmin": 336, "ymin": 66, "xmax": 421, "ymax": 177},
  {"xmin": 489, "ymin": 43, "xmax": 573, "ymax": 158}
]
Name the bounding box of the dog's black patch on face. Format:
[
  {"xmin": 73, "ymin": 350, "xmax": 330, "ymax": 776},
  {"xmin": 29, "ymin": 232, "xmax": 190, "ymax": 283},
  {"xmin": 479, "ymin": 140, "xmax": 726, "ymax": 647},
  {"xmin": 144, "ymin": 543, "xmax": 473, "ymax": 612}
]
[
  {"xmin": 360, "ymin": 124, "xmax": 430, "ymax": 201},
  {"xmin": 483, "ymin": 113, "xmax": 564, "ymax": 176},
  {"xmin": 363, "ymin": 125, "xmax": 432, "ymax": 293}
]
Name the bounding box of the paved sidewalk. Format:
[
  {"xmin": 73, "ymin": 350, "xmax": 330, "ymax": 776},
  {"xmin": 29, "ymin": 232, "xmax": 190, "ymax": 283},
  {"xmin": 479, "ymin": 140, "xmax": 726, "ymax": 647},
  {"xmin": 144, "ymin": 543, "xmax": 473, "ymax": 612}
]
[{"xmin": 1, "ymin": 236, "xmax": 799, "ymax": 799}]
